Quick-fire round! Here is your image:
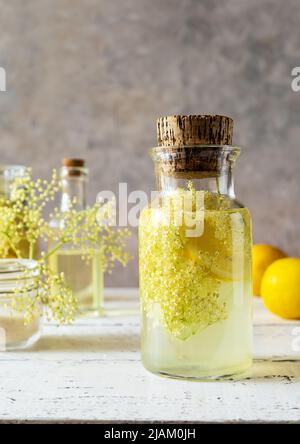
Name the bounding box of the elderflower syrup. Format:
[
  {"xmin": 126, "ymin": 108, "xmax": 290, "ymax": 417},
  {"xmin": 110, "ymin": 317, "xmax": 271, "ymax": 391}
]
[
  {"xmin": 139, "ymin": 115, "xmax": 253, "ymax": 380},
  {"xmin": 48, "ymin": 248, "xmax": 103, "ymax": 314},
  {"xmin": 48, "ymin": 159, "xmax": 104, "ymax": 316},
  {"xmin": 0, "ymin": 259, "xmax": 41, "ymax": 350}
]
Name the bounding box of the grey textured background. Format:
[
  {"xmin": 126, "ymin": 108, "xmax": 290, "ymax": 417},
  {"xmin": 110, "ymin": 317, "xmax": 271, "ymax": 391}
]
[{"xmin": 0, "ymin": 0, "xmax": 300, "ymax": 286}]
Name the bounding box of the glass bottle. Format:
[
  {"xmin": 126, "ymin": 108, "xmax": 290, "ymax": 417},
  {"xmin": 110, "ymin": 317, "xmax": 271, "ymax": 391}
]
[
  {"xmin": 48, "ymin": 159, "xmax": 104, "ymax": 316},
  {"xmin": 139, "ymin": 115, "xmax": 253, "ymax": 379},
  {"xmin": 0, "ymin": 259, "xmax": 41, "ymax": 350},
  {"xmin": 0, "ymin": 165, "xmax": 26, "ymax": 199}
]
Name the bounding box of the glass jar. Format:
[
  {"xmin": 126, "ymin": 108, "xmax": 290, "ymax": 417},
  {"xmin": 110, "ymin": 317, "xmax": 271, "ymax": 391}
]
[
  {"xmin": 0, "ymin": 165, "xmax": 34, "ymax": 259},
  {"xmin": 0, "ymin": 259, "xmax": 41, "ymax": 351},
  {"xmin": 139, "ymin": 115, "xmax": 253, "ymax": 380},
  {"xmin": 0, "ymin": 165, "xmax": 26, "ymax": 199}
]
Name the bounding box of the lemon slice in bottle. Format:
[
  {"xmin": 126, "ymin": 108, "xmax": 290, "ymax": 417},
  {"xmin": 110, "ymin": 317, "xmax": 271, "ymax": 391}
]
[{"xmin": 183, "ymin": 209, "xmax": 248, "ymax": 281}]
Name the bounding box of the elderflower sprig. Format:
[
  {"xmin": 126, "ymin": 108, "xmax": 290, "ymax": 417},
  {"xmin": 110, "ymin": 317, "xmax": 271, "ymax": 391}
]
[
  {"xmin": 10, "ymin": 261, "xmax": 77, "ymax": 325},
  {"xmin": 0, "ymin": 168, "xmax": 60, "ymax": 259},
  {"xmin": 46, "ymin": 200, "xmax": 131, "ymax": 272},
  {"xmin": 0, "ymin": 169, "xmax": 132, "ymax": 324}
]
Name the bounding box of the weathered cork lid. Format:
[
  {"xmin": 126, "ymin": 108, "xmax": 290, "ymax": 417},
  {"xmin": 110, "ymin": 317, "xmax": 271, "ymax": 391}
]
[
  {"xmin": 157, "ymin": 115, "xmax": 233, "ymax": 147},
  {"xmin": 154, "ymin": 115, "xmax": 236, "ymax": 177}
]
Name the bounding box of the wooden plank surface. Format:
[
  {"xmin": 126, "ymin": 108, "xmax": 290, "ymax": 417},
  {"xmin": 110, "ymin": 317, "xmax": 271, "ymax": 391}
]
[{"xmin": 0, "ymin": 289, "xmax": 299, "ymax": 423}]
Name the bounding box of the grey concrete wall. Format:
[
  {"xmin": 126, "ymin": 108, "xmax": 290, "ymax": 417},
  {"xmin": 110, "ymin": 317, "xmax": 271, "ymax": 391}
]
[{"xmin": 0, "ymin": 0, "xmax": 299, "ymax": 286}]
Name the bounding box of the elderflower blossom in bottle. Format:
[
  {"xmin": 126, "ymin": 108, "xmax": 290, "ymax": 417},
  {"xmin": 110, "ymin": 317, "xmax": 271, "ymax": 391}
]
[
  {"xmin": 48, "ymin": 159, "xmax": 104, "ymax": 316},
  {"xmin": 0, "ymin": 165, "xmax": 34, "ymax": 258},
  {"xmin": 139, "ymin": 115, "xmax": 253, "ymax": 379}
]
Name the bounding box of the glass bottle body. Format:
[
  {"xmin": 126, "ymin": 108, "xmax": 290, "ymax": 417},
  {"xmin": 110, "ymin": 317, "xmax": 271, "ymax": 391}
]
[
  {"xmin": 139, "ymin": 146, "xmax": 253, "ymax": 379},
  {"xmin": 48, "ymin": 165, "xmax": 104, "ymax": 316},
  {"xmin": 48, "ymin": 239, "xmax": 104, "ymax": 316}
]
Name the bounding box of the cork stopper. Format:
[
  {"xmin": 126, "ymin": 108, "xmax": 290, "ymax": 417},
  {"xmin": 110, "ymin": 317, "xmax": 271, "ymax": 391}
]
[
  {"xmin": 62, "ymin": 158, "xmax": 85, "ymax": 168},
  {"xmin": 157, "ymin": 115, "xmax": 233, "ymax": 147},
  {"xmin": 154, "ymin": 115, "xmax": 236, "ymax": 178},
  {"xmin": 62, "ymin": 158, "xmax": 86, "ymax": 177}
]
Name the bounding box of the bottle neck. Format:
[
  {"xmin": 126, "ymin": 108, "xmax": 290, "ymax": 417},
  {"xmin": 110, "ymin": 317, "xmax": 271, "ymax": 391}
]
[
  {"xmin": 0, "ymin": 165, "xmax": 26, "ymax": 200},
  {"xmin": 60, "ymin": 167, "xmax": 88, "ymax": 212},
  {"xmin": 155, "ymin": 169, "xmax": 235, "ymax": 198},
  {"xmin": 153, "ymin": 146, "xmax": 239, "ymax": 199}
]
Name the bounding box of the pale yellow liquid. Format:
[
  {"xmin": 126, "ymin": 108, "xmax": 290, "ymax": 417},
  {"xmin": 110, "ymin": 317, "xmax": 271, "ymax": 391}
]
[
  {"xmin": 139, "ymin": 192, "xmax": 253, "ymax": 379},
  {"xmin": 49, "ymin": 248, "xmax": 104, "ymax": 316}
]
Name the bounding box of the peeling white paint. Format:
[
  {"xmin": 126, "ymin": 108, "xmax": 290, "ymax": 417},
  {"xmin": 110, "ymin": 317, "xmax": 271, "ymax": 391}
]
[{"xmin": 0, "ymin": 292, "xmax": 299, "ymax": 423}]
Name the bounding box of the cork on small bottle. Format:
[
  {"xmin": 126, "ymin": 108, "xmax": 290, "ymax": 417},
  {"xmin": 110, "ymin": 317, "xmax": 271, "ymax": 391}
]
[
  {"xmin": 155, "ymin": 115, "xmax": 234, "ymax": 177},
  {"xmin": 62, "ymin": 158, "xmax": 86, "ymax": 176},
  {"xmin": 62, "ymin": 158, "xmax": 85, "ymax": 168}
]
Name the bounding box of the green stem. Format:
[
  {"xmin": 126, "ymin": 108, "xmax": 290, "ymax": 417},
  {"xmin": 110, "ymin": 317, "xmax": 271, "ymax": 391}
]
[
  {"xmin": 43, "ymin": 240, "xmax": 65, "ymax": 261},
  {"xmin": 29, "ymin": 242, "xmax": 34, "ymax": 260},
  {"xmin": 0, "ymin": 231, "xmax": 22, "ymax": 258},
  {"xmin": 216, "ymin": 176, "xmax": 221, "ymax": 195}
]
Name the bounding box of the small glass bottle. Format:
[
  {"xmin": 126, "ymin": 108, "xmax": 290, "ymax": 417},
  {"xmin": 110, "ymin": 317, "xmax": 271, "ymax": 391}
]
[
  {"xmin": 139, "ymin": 115, "xmax": 253, "ymax": 380},
  {"xmin": 0, "ymin": 259, "xmax": 41, "ymax": 351},
  {"xmin": 48, "ymin": 159, "xmax": 104, "ymax": 316}
]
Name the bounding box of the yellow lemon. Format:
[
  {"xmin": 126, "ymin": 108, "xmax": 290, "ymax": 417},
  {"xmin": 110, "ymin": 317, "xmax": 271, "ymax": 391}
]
[
  {"xmin": 252, "ymin": 244, "xmax": 287, "ymax": 296},
  {"xmin": 261, "ymin": 258, "xmax": 300, "ymax": 319}
]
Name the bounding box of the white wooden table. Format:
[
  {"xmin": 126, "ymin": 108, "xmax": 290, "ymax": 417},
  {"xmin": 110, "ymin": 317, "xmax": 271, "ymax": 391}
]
[{"xmin": 0, "ymin": 288, "xmax": 300, "ymax": 424}]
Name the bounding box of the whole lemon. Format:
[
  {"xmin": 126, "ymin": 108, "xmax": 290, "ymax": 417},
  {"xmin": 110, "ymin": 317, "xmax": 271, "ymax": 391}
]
[
  {"xmin": 261, "ymin": 258, "xmax": 300, "ymax": 319},
  {"xmin": 252, "ymin": 244, "xmax": 287, "ymax": 296}
]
